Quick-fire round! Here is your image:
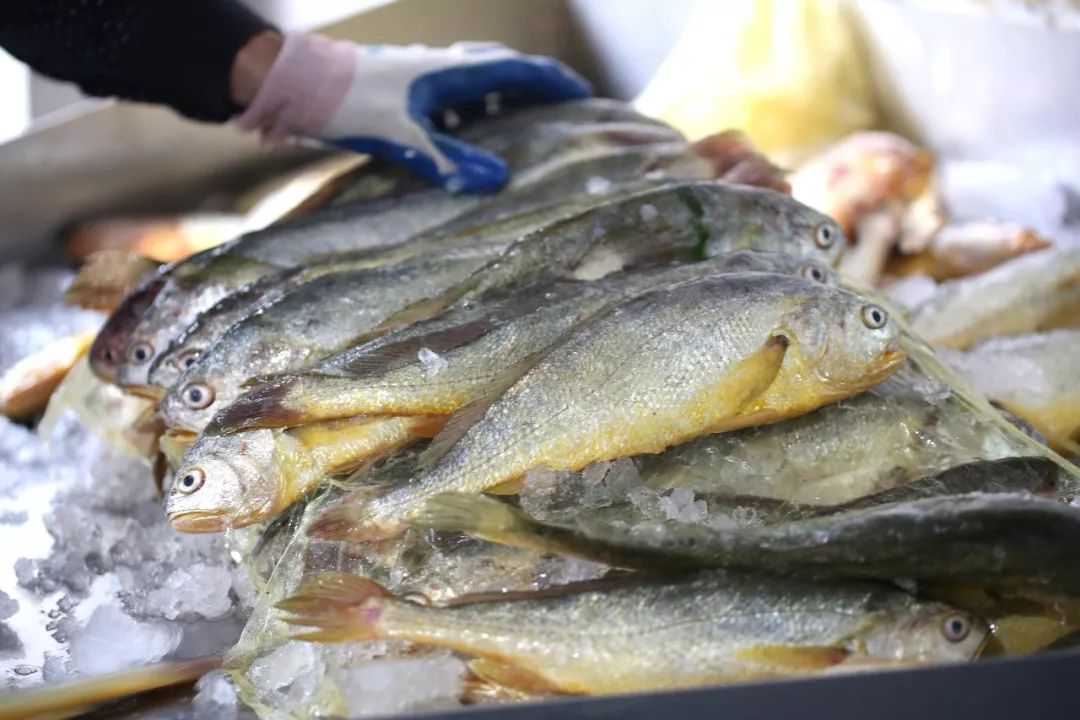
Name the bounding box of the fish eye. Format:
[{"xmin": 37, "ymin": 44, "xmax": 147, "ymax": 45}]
[
  {"xmin": 801, "ymin": 265, "xmax": 827, "ymax": 283},
  {"xmin": 940, "ymin": 614, "xmax": 972, "ymax": 643},
  {"xmin": 128, "ymin": 341, "xmax": 154, "ymax": 365},
  {"xmin": 814, "ymin": 223, "xmax": 837, "ymax": 249},
  {"xmin": 181, "ymin": 382, "xmax": 215, "ymax": 410},
  {"xmin": 176, "ymin": 350, "xmax": 201, "ymax": 370},
  {"xmin": 176, "ymin": 468, "xmax": 205, "ymax": 494},
  {"xmin": 860, "ymin": 304, "xmax": 888, "ymax": 329}
]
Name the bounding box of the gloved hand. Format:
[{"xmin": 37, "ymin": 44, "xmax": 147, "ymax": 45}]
[{"xmin": 237, "ymin": 35, "xmax": 591, "ymax": 193}]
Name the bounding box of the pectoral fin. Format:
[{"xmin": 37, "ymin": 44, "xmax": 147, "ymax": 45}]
[
  {"xmin": 467, "ymin": 659, "xmax": 564, "ymax": 696},
  {"xmin": 734, "ymin": 644, "xmax": 849, "ymax": 672}
]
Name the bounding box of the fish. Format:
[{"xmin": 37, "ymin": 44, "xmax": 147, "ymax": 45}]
[
  {"xmin": 278, "ymin": 570, "xmax": 986, "ymax": 694},
  {"xmin": 0, "ymin": 331, "xmax": 96, "ymax": 420},
  {"xmin": 691, "ymin": 130, "xmax": 791, "ymax": 195},
  {"xmin": 941, "ymin": 331, "xmax": 1080, "ymax": 452},
  {"xmin": 165, "ymin": 415, "xmax": 443, "ymax": 533},
  {"xmin": 638, "ymin": 358, "xmax": 1040, "ymax": 506},
  {"xmin": 215, "ymin": 251, "xmax": 838, "ymax": 433},
  {"xmin": 91, "ymin": 101, "xmax": 705, "ymax": 387},
  {"xmin": 0, "ymin": 656, "xmax": 220, "ymax": 720},
  {"xmin": 146, "ymin": 176, "xmax": 691, "ymax": 394},
  {"xmin": 310, "ymin": 273, "xmax": 904, "ymax": 541},
  {"xmin": 377, "ymin": 181, "xmax": 846, "ymax": 334},
  {"xmin": 63, "ymin": 250, "xmax": 161, "ymax": 312},
  {"xmin": 908, "ymin": 247, "xmax": 1080, "ymax": 349},
  {"xmin": 887, "ymin": 221, "xmax": 1051, "ymax": 281},
  {"xmin": 414, "ymin": 491, "xmax": 1080, "ymax": 595},
  {"xmin": 64, "ymin": 213, "xmax": 246, "ymax": 264},
  {"xmin": 158, "ymin": 245, "xmax": 506, "ymax": 434}
]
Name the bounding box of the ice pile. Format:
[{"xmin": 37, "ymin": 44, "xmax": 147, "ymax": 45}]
[
  {"xmin": 0, "ymin": 265, "xmax": 253, "ymax": 691},
  {"xmin": 0, "ymin": 264, "xmax": 101, "ymax": 373}
]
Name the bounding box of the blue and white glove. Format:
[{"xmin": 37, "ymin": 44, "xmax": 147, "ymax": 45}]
[{"xmin": 236, "ymin": 35, "xmax": 591, "ymax": 193}]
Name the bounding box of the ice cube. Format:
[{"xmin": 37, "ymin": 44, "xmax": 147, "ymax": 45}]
[
  {"xmin": 247, "ymin": 641, "xmax": 325, "ymax": 709},
  {"xmin": 417, "ymin": 347, "xmax": 449, "ymax": 377},
  {"xmin": 69, "ymin": 605, "xmax": 181, "ymax": 675},
  {"xmin": 586, "ymin": 176, "xmax": 613, "ymax": 195},
  {"xmin": 335, "ymin": 657, "xmax": 465, "ymax": 717},
  {"xmin": 660, "ymin": 487, "xmax": 708, "ymax": 524},
  {"xmin": 0, "ymin": 623, "xmax": 23, "ymax": 659},
  {"xmin": 41, "ymin": 651, "xmax": 72, "ymax": 682},
  {"xmin": 141, "ymin": 564, "xmax": 234, "ymax": 620},
  {"xmin": 192, "ymin": 669, "xmax": 239, "ymax": 718},
  {"xmin": 0, "ymin": 590, "xmax": 17, "ymax": 621}
]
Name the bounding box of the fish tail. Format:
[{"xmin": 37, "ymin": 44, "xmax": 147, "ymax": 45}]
[
  {"xmin": 0, "ymin": 656, "xmax": 219, "ymax": 720},
  {"xmin": 211, "ymin": 377, "xmax": 307, "ymax": 433},
  {"xmin": 276, "ymin": 572, "xmax": 392, "ymax": 643},
  {"xmin": 412, "ymin": 493, "xmax": 532, "ymax": 546}
]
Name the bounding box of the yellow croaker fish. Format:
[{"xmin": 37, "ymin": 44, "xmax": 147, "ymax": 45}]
[
  {"xmin": 278, "ymin": 571, "xmax": 986, "ymax": 695},
  {"xmin": 909, "ymin": 247, "xmax": 1080, "ymax": 350},
  {"xmin": 215, "ymin": 251, "xmax": 837, "ymax": 433},
  {"xmin": 0, "ymin": 331, "xmax": 96, "ymax": 420},
  {"xmin": 888, "ymin": 221, "xmax": 1051, "ymax": 281},
  {"xmin": 165, "ymin": 415, "xmax": 444, "ymax": 532},
  {"xmin": 311, "ymin": 273, "xmax": 905, "ymax": 541},
  {"xmin": 941, "ymin": 330, "xmax": 1080, "ymax": 452}
]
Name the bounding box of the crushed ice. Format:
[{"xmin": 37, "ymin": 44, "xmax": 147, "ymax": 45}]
[{"xmin": 417, "ymin": 347, "xmax": 449, "ymax": 377}]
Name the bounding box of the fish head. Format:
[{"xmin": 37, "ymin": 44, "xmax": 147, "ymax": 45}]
[
  {"xmin": 165, "ymin": 429, "xmax": 280, "ymax": 532},
  {"xmin": 701, "ymin": 187, "xmax": 847, "ymax": 266},
  {"xmin": 115, "ymin": 317, "xmax": 181, "ymax": 391},
  {"xmin": 714, "ymin": 250, "xmax": 840, "ymax": 286},
  {"xmin": 159, "ymin": 372, "xmax": 234, "ymax": 435},
  {"xmin": 771, "ymin": 200, "xmax": 847, "ymax": 267},
  {"xmin": 147, "ymin": 342, "xmax": 203, "ymax": 390},
  {"xmin": 783, "ymin": 288, "xmax": 906, "ymax": 398},
  {"xmin": 89, "ymin": 277, "xmax": 166, "ymax": 384},
  {"xmin": 863, "ymin": 604, "xmax": 989, "ymax": 664}
]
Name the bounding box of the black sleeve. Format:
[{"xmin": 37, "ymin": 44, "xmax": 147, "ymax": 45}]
[{"xmin": 0, "ymin": 1, "xmax": 276, "ymax": 123}]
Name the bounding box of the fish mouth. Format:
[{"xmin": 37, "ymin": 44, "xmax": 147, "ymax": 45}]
[
  {"xmin": 874, "ymin": 344, "xmax": 908, "ymax": 379},
  {"xmin": 168, "ymin": 510, "xmax": 229, "ymax": 534}
]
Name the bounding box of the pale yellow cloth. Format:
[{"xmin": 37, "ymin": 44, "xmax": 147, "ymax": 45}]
[{"xmin": 635, "ymin": 0, "xmax": 880, "ymax": 164}]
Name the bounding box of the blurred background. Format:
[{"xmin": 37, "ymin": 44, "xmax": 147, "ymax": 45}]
[{"xmin": 0, "ymin": 0, "xmax": 1077, "ymax": 263}]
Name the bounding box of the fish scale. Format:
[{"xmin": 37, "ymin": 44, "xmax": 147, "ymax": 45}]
[
  {"xmin": 311, "ymin": 273, "xmax": 903, "ymax": 540},
  {"xmin": 279, "ymin": 570, "xmax": 985, "ymax": 694}
]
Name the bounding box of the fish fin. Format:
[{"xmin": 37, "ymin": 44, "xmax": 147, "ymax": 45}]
[
  {"xmin": 704, "ymin": 334, "xmax": 788, "ymax": 433},
  {"xmin": 373, "ymin": 291, "xmax": 462, "ymax": 337},
  {"xmin": 335, "ymin": 315, "xmax": 507, "ymax": 377},
  {"xmin": 485, "ymin": 477, "xmax": 526, "ymax": 495},
  {"xmin": 417, "ymin": 352, "xmax": 542, "ymax": 472},
  {"xmin": 467, "ymin": 659, "xmax": 562, "ymax": 696},
  {"xmin": 277, "ymin": 572, "xmax": 392, "ymax": 642},
  {"xmin": 405, "ymin": 415, "xmax": 450, "ymax": 439},
  {"xmin": 734, "ymin": 645, "xmax": 849, "ymax": 671},
  {"xmin": 210, "ymin": 377, "xmax": 309, "ymax": 433},
  {"xmin": 0, "ymin": 656, "xmax": 218, "ymax": 720},
  {"xmin": 411, "ymin": 493, "xmax": 534, "ymax": 544},
  {"xmin": 63, "ymin": 250, "xmax": 161, "ymax": 311},
  {"xmin": 306, "ymin": 485, "xmax": 401, "ymax": 542}
]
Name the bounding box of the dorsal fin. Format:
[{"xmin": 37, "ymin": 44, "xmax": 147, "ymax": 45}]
[
  {"xmin": 416, "ymin": 351, "xmax": 543, "ymax": 472},
  {"xmin": 335, "ymin": 314, "xmax": 512, "ymax": 378},
  {"xmin": 334, "ymin": 286, "xmax": 574, "ymax": 378}
]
